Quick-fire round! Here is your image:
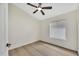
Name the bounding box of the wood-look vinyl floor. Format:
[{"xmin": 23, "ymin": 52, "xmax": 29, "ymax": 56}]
[{"xmin": 9, "ymin": 41, "xmax": 77, "ymax": 56}]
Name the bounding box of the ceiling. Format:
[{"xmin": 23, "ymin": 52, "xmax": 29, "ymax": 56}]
[{"xmin": 13, "ymin": 3, "xmax": 78, "ymax": 20}]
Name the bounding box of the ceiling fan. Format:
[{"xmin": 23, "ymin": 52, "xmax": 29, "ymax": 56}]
[{"xmin": 27, "ymin": 3, "xmax": 52, "ymax": 15}]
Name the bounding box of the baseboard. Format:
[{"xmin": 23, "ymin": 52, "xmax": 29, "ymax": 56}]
[
  {"xmin": 9, "ymin": 40, "xmax": 39, "ymax": 50},
  {"xmin": 39, "ymin": 40, "xmax": 78, "ymax": 53}
]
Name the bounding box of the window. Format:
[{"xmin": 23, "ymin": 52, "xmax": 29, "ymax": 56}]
[{"xmin": 50, "ymin": 20, "xmax": 66, "ymax": 40}]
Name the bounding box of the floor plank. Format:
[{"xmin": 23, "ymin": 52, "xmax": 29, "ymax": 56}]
[
  {"xmin": 23, "ymin": 45, "xmax": 42, "ymax": 56},
  {"xmin": 9, "ymin": 41, "xmax": 77, "ymax": 56}
]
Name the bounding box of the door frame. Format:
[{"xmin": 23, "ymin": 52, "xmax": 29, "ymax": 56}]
[
  {"xmin": 0, "ymin": 3, "xmax": 8, "ymax": 56},
  {"xmin": 76, "ymin": 10, "xmax": 79, "ymax": 55},
  {"xmin": 5, "ymin": 3, "xmax": 8, "ymax": 56}
]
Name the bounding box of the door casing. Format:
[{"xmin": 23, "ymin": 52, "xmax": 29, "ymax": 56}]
[{"xmin": 0, "ymin": 3, "xmax": 8, "ymax": 56}]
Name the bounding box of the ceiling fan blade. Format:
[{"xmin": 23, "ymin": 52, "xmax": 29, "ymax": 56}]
[
  {"xmin": 40, "ymin": 10, "xmax": 45, "ymax": 15},
  {"xmin": 33, "ymin": 9, "xmax": 38, "ymax": 13},
  {"xmin": 42, "ymin": 6, "xmax": 52, "ymax": 9},
  {"xmin": 38, "ymin": 3, "xmax": 42, "ymax": 7},
  {"xmin": 27, "ymin": 3, "xmax": 37, "ymax": 8}
]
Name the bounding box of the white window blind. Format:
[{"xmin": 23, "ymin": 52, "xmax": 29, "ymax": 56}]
[{"xmin": 50, "ymin": 20, "xmax": 66, "ymax": 40}]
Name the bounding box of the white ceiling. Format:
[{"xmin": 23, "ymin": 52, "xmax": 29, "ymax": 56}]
[{"xmin": 13, "ymin": 3, "xmax": 78, "ymax": 20}]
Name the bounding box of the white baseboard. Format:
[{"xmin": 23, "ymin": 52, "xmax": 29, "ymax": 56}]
[{"xmin": 9, "ymin": 40, "xmax": 39, "ymax": 50}]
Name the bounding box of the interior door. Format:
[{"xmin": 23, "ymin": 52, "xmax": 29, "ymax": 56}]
[{"xmin": 0, "ymin": 3, "xmax": 8, "ymax": 56}]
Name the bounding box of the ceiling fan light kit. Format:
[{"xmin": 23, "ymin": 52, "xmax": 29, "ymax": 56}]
[
  {"xmin": 27, "ymin": 3, "xmax": 52, "ymax": 15},
  {"xmin": 37, "ymin": 7, "xmax": 42, "ymax": 11}
]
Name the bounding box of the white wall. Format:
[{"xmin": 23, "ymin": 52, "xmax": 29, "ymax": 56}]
[
  {"xmin": 40, "ymin": 10, "xmax": 78, "ymax": 51},
  {"xmin": 8, "ymin": 4, "xmax": 40, "ymax": 49}
]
